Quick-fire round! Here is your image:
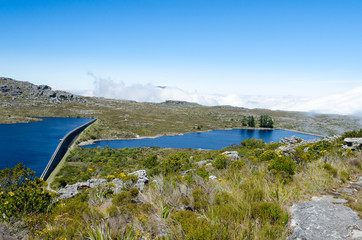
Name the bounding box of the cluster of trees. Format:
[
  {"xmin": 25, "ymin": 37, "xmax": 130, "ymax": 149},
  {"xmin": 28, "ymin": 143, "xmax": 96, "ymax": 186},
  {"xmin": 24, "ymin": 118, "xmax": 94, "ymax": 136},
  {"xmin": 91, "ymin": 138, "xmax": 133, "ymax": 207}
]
[{"xmin": 241, "ymin": 115, "xmax": 274, "ymax": 128}]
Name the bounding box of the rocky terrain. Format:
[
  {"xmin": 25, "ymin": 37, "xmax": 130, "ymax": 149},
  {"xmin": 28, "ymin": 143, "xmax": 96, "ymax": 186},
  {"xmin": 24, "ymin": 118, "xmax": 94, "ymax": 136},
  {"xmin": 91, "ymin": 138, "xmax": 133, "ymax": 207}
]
[
  {"xmin": 0, "ymin": 77, "xmax": 88, "ymax": 106},
  {"xmin": 288, "ymin": 176, "xmax": 362, "ymax": 240}
]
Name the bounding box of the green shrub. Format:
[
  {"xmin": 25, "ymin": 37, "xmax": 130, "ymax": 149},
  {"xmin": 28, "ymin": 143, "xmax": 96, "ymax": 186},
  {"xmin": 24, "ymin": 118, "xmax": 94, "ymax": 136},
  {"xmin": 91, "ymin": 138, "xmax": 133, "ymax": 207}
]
[
  {"xmin": 142, "ymin": 155, "xmax": 158, "ymax": 169},
  {"xmin": 322, "ymin": 163, "xmax": 338, "ymax": 177},
  {"xmin": 171, "ymin": 210, "xmax": 228, "ymax": 240},
  {"xmin": 129, "ymin": 188, "xmax": 139, "ymax": 197},
  {"xmin": 340, "ymin": 170, "xmax": 350, "ymax": 183},
  {"xmin": 240, "ymin": 138, "xmax": 265, "ymax": 149},
  {"xmin": 259, "ymin": 150, "xmax": 278, "ymax": 161},
  {"xmin": 251, "ymin": 202, "xmax": 288, "ymax": 225},
  {"xmin": 197, "ymin": 167, "xmax": 209, "ymax": 179},
  {"xmin": 192, "ymin": 189, "xmax": 209, "ymax": 212},
  {"xmin": 112, "ymin": 192, "xmax": 131, "ymax": 206},
  {"xmin": 213, "ymin": 154, "xmax": 228, "ymax": 169},
  {"xmin": 268, "ymin": 156, "xmax": 296, "ymax": 177},
  {"xmin": 0, "ymin": 164, "xmax": 53, "ymax": 221},
  {"xmin": 162, "ymin": 152, "xmax": 189, "ymax": 174},
  {"xmin": 242, "ymin": 179, "xmax": 264, "ymax": 202},
  {"xmin": 231, "ymin": 160, "xmax": 245, "ymax": 170},
  {"xmin": 215, "ymin": 191, "xmax": 233, "ymax": 205}
]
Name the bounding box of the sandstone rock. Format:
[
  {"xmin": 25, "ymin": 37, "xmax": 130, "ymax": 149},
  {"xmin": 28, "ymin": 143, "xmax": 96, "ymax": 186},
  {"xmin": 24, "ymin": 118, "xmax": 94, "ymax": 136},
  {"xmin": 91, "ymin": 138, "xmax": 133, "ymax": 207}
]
[
  {"xmin": 288, "ymin": 201, "xmax": 362, "ymax": 240},
  {"xmin": 129, "ymin": 170, "xmax": 149, "ymax": 191},
  {"xmin": 277, "ymin": 145, "xmax": 296, "ymax": 155},
  {"xmin": 344, "ymin": 138, "xmax": 362, "ymax": 150},
  {"xmin": 209, "ymin": 175, "xmax": 217, "ymax": 181},
  {"xmin": 280, "ymin": 136, "xmax": 301, "ymax": 145},
  {"xmin": 111, "ymin": 178, "xmax": 124, "ymax": 194},
  {"xmin": 0, "ymin": 77, "xmax": 89, "ymax": 104},
  {"xmin": 37, "ymin": 85, "xmax": 51, "ymax": 90},
  {"xmin": 222, "ymin": 151, "xmax": 239, "ymax": 161},
  {"xmin": 194, "ymin": 160, "xmax": 209, "ymax": 167},
  {"xmin": 57, "ymin": 178, "xmax": 123, "ymax": 199},
  {"xmin": 311, "ymin": 195, "xmax": 348, "ymax": 204}
]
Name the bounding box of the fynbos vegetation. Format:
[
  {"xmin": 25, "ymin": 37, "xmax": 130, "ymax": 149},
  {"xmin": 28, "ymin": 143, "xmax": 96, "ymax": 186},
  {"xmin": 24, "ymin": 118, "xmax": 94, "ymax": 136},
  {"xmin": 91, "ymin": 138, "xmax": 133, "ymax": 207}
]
[{"xmin": 0, "ymin": 131, "xmax": 361, "ymax": 239}]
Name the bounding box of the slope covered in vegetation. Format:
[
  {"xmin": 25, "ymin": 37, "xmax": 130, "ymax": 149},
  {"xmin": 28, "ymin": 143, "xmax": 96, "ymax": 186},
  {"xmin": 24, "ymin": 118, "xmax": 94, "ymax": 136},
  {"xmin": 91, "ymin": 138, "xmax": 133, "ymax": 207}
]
[{"xmin": 1, "ymin": 133, "xmax": 361, "ymax": 239}]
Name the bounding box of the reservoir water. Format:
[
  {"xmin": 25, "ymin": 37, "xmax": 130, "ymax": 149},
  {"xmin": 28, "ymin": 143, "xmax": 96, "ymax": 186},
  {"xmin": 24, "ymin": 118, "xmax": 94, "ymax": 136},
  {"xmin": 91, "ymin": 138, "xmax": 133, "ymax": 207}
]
[
  {"xmin": 82, "ymin": 129, "xmax": 322, "ymax": 150},
  {"xmin": 0, "ymin": 117, "xmax": 93, "ymax": 176}
]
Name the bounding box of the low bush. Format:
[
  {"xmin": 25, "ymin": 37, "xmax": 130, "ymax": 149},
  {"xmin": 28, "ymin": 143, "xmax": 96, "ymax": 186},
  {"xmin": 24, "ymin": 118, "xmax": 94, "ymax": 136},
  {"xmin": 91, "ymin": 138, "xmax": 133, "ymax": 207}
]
[
  {"xmin": 259, "ymin": 150, "xmax": 278, "ymax": 161},
  {"xmin": 162, "ymin": 152, "xmax": 190, "ymax": 174},
  {"xmin": 213, "ymin": 154, "xmax": 228, "ymax": 169},
  {"xmin": 268, "ymin": 156, "xmax": 296, "ymax": 177},
  {"xmin": 170, "ymin": 210, "xmax": 229, "ymax": 240},
  {"xmin": 231, "ymin": 160, "xmax": 245, "ymax": 170},
  {"xmin": 251, "ymin": 202, "xmax": 288, "ymax": 226},
  {"xmin": 322, "ymin": 163, "xmax": 338, "ymax": 177}
]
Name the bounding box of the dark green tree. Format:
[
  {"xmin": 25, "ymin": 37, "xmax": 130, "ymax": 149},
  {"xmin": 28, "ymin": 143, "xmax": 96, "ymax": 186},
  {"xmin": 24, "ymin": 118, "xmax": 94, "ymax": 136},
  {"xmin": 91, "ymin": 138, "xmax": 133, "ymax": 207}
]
[
  {"xmin": 248, "ymin": 116, "xmax": 255, "ymax": 127},
  {"xmin": 241, "ymin": 116, "xmax": 248, "ymax": 126},
  {"xmin": 259, "ymin": 115, "xmax": 274, "ymax": 128}
]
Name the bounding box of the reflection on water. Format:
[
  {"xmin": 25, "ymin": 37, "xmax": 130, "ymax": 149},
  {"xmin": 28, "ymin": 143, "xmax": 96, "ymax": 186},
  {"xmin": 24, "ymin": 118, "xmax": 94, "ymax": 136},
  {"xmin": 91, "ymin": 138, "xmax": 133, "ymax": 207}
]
[{"xmin": 83, "ymin": 129, "xmax": 321, "ymax": 150}]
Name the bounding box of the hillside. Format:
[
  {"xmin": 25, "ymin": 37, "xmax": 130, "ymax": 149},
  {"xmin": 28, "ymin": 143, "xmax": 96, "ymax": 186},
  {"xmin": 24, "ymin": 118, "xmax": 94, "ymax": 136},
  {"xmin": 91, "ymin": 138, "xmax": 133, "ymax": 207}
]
[
  {"xmin": 1, "ymin": 77, "xmax": 361, "ymax": 138},
  {"xmin": 0, "ymin": 77, "xmax": 361, "ymax": 239}
]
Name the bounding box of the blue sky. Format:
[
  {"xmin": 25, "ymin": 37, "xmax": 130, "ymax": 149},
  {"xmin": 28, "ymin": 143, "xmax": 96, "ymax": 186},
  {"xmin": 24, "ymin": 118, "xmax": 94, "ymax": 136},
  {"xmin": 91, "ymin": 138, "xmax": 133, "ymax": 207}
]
[{"xmin": 1, "ymin": 0, "xmax": 362, "ymax": 114}]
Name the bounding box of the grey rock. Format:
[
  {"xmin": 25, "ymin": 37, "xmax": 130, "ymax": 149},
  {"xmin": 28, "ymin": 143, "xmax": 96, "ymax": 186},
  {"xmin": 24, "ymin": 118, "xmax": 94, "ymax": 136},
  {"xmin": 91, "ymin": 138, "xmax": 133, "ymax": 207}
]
[
  {"xmin": 43, "ymin": 90, "xmax": 56, "ymax": 98},
  {"xmin": 277, "ymin": 145, "xmax": 296, "ymax": 155},
  {"xmin": 222, "ymin": 151, "xmax": 239, "ymax": 161},
  {"xmin": 0, "ymin": 77, "xmax": 89, "ymax": 104},
  {"xmin": 111, "ymin": 178, "xmax": 124, "ymax": 194},
  {"xmin": 129, "ymin": 170, "xmax": 149, "ymax": 191},
  {"xmin": 37, "ymin": 85, "xmax": 51, "ymax": 90},
  {"xmin": 344, "ymin": 138, "xmax": 362, "ymax": 150},
  {"xmin": 195, "ymin": 160, "xmax": 209, "ymax": 167},
  {"xmin": 311, "ymin": 195, "xmax": 348, "ymax": 204},
  {"xmin": 58, "ymin": 178, "xmax": 123, "ymax": 199},
  {"xmin": 209, "ymin": 175, "xmax": 217, "ymax": 181},
  {"xmin": 0, "ymin": 221, "xmax": 28, "ymax": 240},
  {"xmin": 280, "ymin": 136, "xmax": 301, "ymax": 145},
  {"xmin": 288, "ymin": 201, "xmax": 362, "ymax": 240}
]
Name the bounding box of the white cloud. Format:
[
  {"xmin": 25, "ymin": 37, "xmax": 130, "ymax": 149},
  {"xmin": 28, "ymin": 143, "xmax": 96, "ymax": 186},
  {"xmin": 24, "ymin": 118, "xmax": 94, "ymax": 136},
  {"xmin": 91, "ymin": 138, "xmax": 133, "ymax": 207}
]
[
  {"xmin": 287, "ymin": 86, "xmax": 362, "ymax": 115},
  {"xmin": 88, "ymin": 74, "xmax": 362, "ymax": 116}
]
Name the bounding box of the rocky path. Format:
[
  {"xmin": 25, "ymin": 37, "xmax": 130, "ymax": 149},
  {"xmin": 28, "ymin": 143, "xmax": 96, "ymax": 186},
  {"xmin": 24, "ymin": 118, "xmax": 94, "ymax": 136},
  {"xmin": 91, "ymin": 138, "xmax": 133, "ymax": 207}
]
[{"xmin": 288, "ymin": 176, "xmax": 362, "ymax": 239}]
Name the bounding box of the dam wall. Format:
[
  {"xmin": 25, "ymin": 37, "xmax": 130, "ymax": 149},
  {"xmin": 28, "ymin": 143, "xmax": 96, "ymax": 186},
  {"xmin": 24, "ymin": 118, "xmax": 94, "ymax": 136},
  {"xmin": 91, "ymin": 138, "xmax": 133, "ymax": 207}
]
[{"xmin": 40, "ymin": 119, "xmax": 96, "ymax": 180}]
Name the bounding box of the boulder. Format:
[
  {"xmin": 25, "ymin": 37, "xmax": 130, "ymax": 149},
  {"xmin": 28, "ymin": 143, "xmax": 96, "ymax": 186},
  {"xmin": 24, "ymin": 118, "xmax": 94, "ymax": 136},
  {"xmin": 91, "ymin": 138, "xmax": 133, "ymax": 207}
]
[
  {"xmin": 343, "ymin": 138, "xmax": 362, "ymax": 150},
  {"xmin": 222, "ymin": 151, "xmax": 239, "ymax": 161},
  {"xmin": 194, "ymin": 160, "xmax": 209, "ymax": 167},
  {"xmin": 280, "ymin": 136, "xmax": 301, "ymax": 145},
  {"xmin": 277, "ymin": 145, "xmax": 296, "ymax": 155},
  {"xmin": 288, "ymin": 201, "xmax": 362, "ymax": 240},
  {"xmin": 57, "ymin": 178, "xmax": 123, "ymax": 199},
  {"xmin": 129, "ymin": 170, "xmax": 149, "ymax": 191},
  {"xmin": 38, "ymin": 85, "xmax": 51, "ymax": 90},
  {"xmin": 209, "ymin": 175, "xmax": 217, "ymax": 181}
]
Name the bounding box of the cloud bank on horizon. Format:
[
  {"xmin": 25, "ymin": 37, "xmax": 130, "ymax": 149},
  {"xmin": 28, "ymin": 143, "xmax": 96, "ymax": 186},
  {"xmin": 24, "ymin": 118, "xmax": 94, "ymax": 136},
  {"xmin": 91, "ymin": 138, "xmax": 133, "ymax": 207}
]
[{"xmin": 88, "ymin": 75, "xmax": 362, "ymax": 116}]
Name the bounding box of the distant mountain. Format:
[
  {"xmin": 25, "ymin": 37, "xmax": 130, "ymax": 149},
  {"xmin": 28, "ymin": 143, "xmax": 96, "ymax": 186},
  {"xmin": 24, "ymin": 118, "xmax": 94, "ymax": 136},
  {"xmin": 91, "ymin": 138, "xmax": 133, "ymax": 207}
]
[
  {"xmin": 0, "ymin": 77, "xmax": 88, "ymax": 105},
  {"xmin": 158, "ymin": 100, "xmax": 202, "ymax": 107}
]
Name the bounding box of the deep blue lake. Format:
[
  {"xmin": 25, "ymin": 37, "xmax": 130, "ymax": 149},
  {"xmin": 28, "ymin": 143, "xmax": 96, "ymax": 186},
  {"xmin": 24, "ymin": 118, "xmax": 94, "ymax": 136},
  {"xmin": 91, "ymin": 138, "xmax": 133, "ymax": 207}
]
[
  {"xmin": 82, "ymin": 129, "xmax": 322, "ymax": 150},
  {"xmin": 0, "ymin": 117, "xmax": 93, "ymax": 176}
]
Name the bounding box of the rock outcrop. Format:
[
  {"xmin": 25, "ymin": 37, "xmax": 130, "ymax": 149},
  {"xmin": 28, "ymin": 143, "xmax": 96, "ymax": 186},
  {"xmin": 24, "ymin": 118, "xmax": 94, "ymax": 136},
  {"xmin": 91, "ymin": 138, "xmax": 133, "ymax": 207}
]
[
  {"xmin": 58, "ymin": 178, "xmax": 122, "ymax": 199},
  {"xmin": 277, "ymin": 135, "xmax": 336, "ymax": 155},
  {"xmin": 288, "ymin": 201, "xmax": 362, "ymax": 240},
  {"xmin": 0, "ymin": 77, "xmax": 88, "ymax": 105},
  {"xmin": 343, "ymin": 138, "xmax": 362, "ymax": 150},
  {"xmin": 129, "ymin": 170, "xmax": 149, "ymax": 191},
  {"xmin": 57, "ymin": 170, "xmax": 150, "ymax": 199},
  {"xmin": 222, "ymin": 151, "xmax": 239, "ymax": 161}
]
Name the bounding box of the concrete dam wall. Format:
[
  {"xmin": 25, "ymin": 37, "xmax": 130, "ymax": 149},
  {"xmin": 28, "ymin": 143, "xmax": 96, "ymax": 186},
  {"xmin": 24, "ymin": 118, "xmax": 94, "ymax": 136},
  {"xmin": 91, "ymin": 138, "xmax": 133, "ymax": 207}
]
[{"xmin": 40, "ymin": 119, "xmax": 96, "ymax": 180}]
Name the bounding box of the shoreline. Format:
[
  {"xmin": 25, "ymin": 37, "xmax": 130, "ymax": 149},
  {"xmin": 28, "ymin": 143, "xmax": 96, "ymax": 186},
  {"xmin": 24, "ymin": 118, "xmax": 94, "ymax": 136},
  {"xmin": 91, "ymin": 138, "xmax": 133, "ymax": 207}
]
[{"xmin": 78, "ymin": 127, "xmax": 325, "ymax": 146}]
